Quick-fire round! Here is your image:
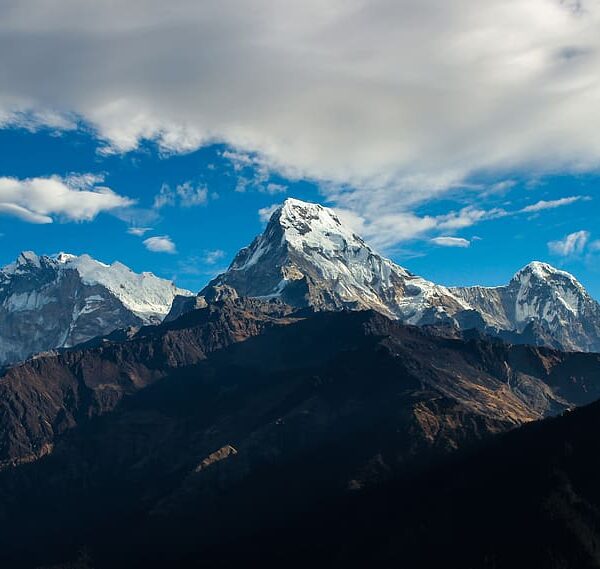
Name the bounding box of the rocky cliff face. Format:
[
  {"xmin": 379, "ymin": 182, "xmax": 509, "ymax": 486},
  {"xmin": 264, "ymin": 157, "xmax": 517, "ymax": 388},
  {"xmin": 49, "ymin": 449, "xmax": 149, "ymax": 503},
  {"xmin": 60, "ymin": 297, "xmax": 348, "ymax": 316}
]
[
  {"xmin": 0, "ymin": 297, "xmax": 295, "ymax": 468},
  {"xmin": 0, "ymin": 252, "xmax": 192, "ymax": 366}
]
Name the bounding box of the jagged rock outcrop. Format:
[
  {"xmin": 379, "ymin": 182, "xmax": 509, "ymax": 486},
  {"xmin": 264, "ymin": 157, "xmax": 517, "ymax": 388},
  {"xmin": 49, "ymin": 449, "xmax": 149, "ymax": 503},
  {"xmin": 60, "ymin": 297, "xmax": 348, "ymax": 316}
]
[{"xmin": 0, "ymin": 297, "xmax": 297, "ymax": 468}]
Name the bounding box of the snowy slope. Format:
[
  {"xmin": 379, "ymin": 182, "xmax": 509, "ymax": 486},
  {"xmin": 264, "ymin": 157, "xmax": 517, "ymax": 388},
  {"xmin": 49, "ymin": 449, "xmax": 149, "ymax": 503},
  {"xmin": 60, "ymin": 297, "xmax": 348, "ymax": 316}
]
[{"xmin": 0, "ymin": 252, "xmax": 192, "ymax": 365}]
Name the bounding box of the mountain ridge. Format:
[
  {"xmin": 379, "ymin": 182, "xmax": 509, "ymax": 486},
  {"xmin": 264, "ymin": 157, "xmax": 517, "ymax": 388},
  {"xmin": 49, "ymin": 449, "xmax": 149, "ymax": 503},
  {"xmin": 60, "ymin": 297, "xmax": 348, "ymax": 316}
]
[
  {"xmin": 0, "ymin": 251, "xmax": 192, "ymax": 366},
  {"xmin": 167, "ymin": 198, "xmax": 600, "ymax": 353}
]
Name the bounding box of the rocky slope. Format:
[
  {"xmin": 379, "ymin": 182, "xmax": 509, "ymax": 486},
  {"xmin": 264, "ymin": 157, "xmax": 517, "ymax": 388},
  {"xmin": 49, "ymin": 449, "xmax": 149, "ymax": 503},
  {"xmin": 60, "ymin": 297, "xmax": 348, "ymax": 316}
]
[
  {"xmin": 171, "ymin": 198, "xmax": 600, "ymax": 352},
  {"xmin": 0, "ymin": 297, "xmax": 294, "ymax": 468},
  {"xmin": 2, "ymin": 299, "xmax": 600, "ymax": 567},
  {"xmin": 0, "ymin": 251, "xmax": 192, "ymax": 366},
  {"xmin": 210, "ymin": 381, "xmax": 600, "ymax": 569}
]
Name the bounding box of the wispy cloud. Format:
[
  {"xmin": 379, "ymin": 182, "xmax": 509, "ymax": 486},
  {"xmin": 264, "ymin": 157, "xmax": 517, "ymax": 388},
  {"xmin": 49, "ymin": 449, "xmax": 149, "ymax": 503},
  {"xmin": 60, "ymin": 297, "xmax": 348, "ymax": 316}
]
[
  {"xmin": 335, "ymin": 194, "xmax": 589, "ymax": 250},
  {"xmin": 143, "ymin": 235, "xmax": 176, "ymax": 254},
  {"xmin": 127, "ymin": 226, "xmax": 152, "ymax": 236},
  {"xmin": 153, "ymin": 182, "xmax": 209, "ymax": 209},
  {"xmin": 521, "ymin": 196, "xmax": 589, "ymax": 213},
  {"xmin": 222, "ymin": 151, "xmax": 287, "ymax": 195},
  {"xmin": 203, "ymin": 249, "xmax": 225, "ymax": 265},
  {"xmin": 548, "ymin": 230, "xmax": 590, "ymax": 257},
  {"xmin": 430, "ymin": 236, "xmax": 470, "ymax": 248},
  {"xmin": 589, "ymin": 240, "xmax": 600, "ymax": 253},
  {"xmin": 0, "ymin": 108, "xmax": 77, "ymax": 133},
  {"xmin": 258, "ymin": 204, "xmax": 281, "ymax": 223}
]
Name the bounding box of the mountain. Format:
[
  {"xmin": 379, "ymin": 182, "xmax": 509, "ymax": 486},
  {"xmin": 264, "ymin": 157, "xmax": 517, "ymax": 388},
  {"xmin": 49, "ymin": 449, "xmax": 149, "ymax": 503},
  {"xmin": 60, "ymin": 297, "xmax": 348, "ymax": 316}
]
[
  {"xmin": 0, "ymin": 251, "xmax": 192, "ymax": 366},
  {"xmin": 2, "ymin": 298, "xmax": 600, "ymax": 567},
  {"xmin": 196, "ymin": 198, "xmax": 468, "ymax": 324},
  {"xmin": 453, "ymin": 261, "xmax": 600, "ymax": 352},
  {"xmin": 170, "ymin": 198, "xmax": 600, "ymax": 352}
]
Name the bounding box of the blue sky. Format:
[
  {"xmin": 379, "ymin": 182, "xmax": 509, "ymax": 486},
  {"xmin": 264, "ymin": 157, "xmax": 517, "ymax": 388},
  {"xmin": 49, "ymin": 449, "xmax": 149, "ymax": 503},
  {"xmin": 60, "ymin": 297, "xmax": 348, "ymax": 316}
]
[{"xmin": 1, "ymin": 125, "xmax": 598, "ymax": 298}]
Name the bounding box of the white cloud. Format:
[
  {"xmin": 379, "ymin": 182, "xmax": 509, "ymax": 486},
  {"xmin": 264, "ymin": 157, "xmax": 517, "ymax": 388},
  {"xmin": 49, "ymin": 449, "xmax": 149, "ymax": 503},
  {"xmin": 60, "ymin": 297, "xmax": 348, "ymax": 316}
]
[
  {"xmin": 430, "ymin": 236, "xmax": 471, "ymax": 248},
  {"xmin": 265, "ymin": 183, "xmax": 287, "ymax": 195},
  {"xmin": 548, "ymin": 230, "xmax": 590, "ymax": 256},
  {"xmin": 336, "ymin": 194, "xmax": 586, "ymax": 249},
  {"xmin": 0, "ymin": 175, "xmax": 133, "ymax": 223},
  {"xmin": 127, "ymin": 226, "xmax": 152, "ymax": 236},
  {"xmin": 0, "ymin": 108, "xmax": 77, "ymax": 132},
  {"xmin": 143, "ymin": 235, "xmax": 176, "ymax": 254},
  {"xmin": 154, "ymin": 182, "xmax": 209, "ymax": 209},
  {"xmin": 520, "ymin": 195, "xmax": 589, "ymax": 213},
  {"xmin": 203, "ymin": 249, "xmax": 226, "ymax": 264},
  {"xmin": 0, "ymin": 202, "xmax": 51, "ymax": 223},
  {"xmin": 2, "ymin": 0, "xmax": 600, "ymax": 220},
  {"xmin": 258, "ymin": 204, "xmax": 281, "ymax": 223},
  {"xmin": 222, "ymin": 151, "xmax": 283, "ymax": 194}
]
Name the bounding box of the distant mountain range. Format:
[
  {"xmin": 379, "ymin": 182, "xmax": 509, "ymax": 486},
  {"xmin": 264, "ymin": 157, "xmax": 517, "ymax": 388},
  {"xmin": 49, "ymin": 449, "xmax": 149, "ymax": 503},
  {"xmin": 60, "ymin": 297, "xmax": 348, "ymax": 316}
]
[
  {"xmin": 0, "ymin": 252, "xmax": 192, "ymax": 366},
  {"xmin": 169, "ymin": 198, "xmax": 600, "ymax": 353},
  {"xmin": 2, "ymin": 198, "xmax": 599, "ymax": 368}
]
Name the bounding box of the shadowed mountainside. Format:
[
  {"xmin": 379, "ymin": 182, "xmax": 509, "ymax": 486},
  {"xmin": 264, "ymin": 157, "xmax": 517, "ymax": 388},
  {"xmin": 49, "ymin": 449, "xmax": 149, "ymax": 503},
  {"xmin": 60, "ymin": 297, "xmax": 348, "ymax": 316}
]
[{"xmin": 2, "ymin": 299, "xmax": 600, "ymax": 567}]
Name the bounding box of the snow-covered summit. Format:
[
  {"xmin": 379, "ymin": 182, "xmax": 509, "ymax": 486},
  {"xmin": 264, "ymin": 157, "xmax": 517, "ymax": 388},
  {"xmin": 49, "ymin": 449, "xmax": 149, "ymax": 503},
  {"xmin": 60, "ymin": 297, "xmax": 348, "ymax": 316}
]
[
  {"xmin": 54, "ymin": 253, "xmax": 192, "ymax": 320},
  {"xmin": 514, "ymin": 261, "xmax": 582, "ymax": 285},
  {"xmin": 277, "ymin": 198, "xmax": 367, "ymax": 252},
  {"xmin": 453, "ymin": 261, "xmax": 600, "ymax": 352},
  {"xmin": 208, "ymin": 198, "xmax": 468, "ymax": 323},
  {"xmin": 0, "ymin": 252, "xmax": 192, "ymax": 366}
]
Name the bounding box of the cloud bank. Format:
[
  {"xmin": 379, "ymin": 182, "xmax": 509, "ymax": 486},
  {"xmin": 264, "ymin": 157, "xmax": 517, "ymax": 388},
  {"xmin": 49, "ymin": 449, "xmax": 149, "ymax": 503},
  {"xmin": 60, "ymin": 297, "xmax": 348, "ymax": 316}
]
[{"xmin": 1, "ymin": 1, "xmax": 599, "ymax": 205}]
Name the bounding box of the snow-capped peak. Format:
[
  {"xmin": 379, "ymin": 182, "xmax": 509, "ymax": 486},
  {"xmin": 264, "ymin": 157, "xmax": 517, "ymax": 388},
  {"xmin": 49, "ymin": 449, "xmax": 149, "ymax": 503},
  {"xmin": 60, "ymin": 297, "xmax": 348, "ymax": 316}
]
[
  {"xmin": 2, "ymin": 251, "xmax": 193, "ymax": 321},
  {"xmin": 209, "ymin": 198, "xmax": 467, "ymax": 323},
  {"xmin": 275, "ymin": 198, "xmax": 369, "ymax": 257},
  {"xmin": 514, "ymin": 261, "xmax": 580, "ymax": 284},
  {"xmin": 512, "ymin": 260, "xmax": 590, "ymax": 309},
  {"xmin": 17, "ymin": 251, "xmax": 41, "ymax": 267},
  {"xmin": 0, "ymin": 251, "xmax": 194, "ymax": 366},
  {"xmin": 207, "ymin": 198, "xmax": 600, "ymax": 353},
  {"xmin": 2, "ymin": 251, "xmax": 41, "ymax": 274},
  {"xmin": 54, "ymin": 253, "xmax": 193, "ymax": 320},
  {"xmin": 453, "ymin": 260, "xmax": 600, "ymax": 351},
  {"xmin": 54, "ymin": 252, "xmax": 79, "ymax": 264}
]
